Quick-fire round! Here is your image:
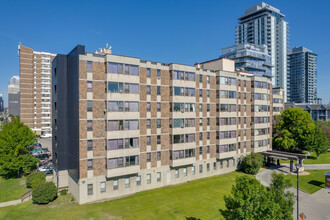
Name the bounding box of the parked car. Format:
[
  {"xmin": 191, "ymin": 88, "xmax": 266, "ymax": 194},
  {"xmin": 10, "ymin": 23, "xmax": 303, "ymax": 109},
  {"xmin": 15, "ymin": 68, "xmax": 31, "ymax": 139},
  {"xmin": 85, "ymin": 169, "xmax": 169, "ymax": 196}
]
[
  {"xmin": 34, "ymin": 153, "xmax": 49, "ymax": 161},
  {"xmin": 39, "ymin": 159, "xmax": 52, "ymax": 166},
  {"xmin": 31, "ymin": 148, "xmax": 44, "ymax": 155},
  {"xmin": 37, "ymin": 164, "xmax": 53, "ymax": 174},
  {"xmin": 41, "ymin": 148, "xmax": 51, "ymax": 156},
  {"xmin": 41, "ymin": 133, "xmax": 52, "ymax": 138}
]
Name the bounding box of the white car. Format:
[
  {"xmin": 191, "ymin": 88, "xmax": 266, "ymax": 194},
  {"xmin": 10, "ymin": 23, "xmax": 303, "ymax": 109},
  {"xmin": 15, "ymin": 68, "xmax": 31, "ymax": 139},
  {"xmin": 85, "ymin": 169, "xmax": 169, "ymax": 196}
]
[{"xmin": 41, "ymin": 133, "xmax": 52, "ymax": 138}]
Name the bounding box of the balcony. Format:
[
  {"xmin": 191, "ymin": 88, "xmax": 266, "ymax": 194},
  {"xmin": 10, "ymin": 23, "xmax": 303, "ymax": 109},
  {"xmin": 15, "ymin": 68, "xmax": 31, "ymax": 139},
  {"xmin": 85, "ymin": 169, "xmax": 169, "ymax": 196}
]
[
  {"xmin": 252, "ymin": 146, "xmax": 269, "ymax": 153},
  {"xmin": 170, "ymin": 157, "xmax": 196, "ymax": 167},
  {"xmin": 216, "ymin": 151, "xmax": 237, "ymax": 159},
  {"xmin": 106, "ymin": 165, "xmax": 140, "ymax": 178}
]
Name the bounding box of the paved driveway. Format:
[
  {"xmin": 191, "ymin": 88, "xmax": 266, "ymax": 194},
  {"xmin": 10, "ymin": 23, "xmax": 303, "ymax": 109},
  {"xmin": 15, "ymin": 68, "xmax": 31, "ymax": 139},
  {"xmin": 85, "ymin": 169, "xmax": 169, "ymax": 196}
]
[{"xmin": 256, "ymin": 165, "xmax": 330, "ymax": 220}]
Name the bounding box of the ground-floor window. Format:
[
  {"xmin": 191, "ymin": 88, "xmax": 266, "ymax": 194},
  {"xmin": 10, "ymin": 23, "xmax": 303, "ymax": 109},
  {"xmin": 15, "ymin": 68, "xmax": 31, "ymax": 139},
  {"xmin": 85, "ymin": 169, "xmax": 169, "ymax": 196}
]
[
  {"xmin": 125, "ymin": 177, "xmax": 130, "ymax": 188},
  {"xmin": 175, "ymin": 169, "xmax": 179, "ymax": 178},
  {"xmin": 199, "ymin": 165, "xmax": 203, "ymax": 173},
  {"xmin": 147, "ymin": 174, "xmax": 151, "ymax": 184},
  {"xmin": 87, "ymin": 184, "xmax": 93, "ymax": 195},
  {"xmin": 136, "ymin": 175, "xmax": 141, "ymax": 186},
  {"xmin": 113, "ymin": 180, "xmax": 118, "ymax": 190},
  {"xmin": 213, "ymin": 162, "xmax": 217, "ymax": 170},
  {"xmin": 207, "ymin": 163, "xmax": 210, "ymax": 171},
  {"xmin": 183, "ymin": 168, "xmax": 187, "ymax": 176},
  {"xmin": 100, "ymin": 182, "xmax": 106, "ymax": 193},
  {"xmin": 192, "ymin": 166, "xmax": 195, "ymax": 175},
  {"xmin": 157, "ymin": 172, "xmax": 161, "ymax": 182}
]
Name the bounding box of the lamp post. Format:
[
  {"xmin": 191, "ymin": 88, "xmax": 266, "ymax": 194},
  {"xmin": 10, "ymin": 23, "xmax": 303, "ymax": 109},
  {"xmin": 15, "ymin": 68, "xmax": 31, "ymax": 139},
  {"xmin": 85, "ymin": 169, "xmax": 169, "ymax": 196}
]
[{"xmin": 295, "ymin": 163, "xmax": 301, "ymax": 220}]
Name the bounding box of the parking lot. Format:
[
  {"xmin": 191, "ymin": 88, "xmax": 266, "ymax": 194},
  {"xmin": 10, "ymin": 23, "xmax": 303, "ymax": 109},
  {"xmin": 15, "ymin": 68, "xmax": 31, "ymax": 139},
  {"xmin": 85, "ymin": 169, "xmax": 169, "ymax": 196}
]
[{"xmin": 38, "ymin": 137, "xmax": 52, "ymax": 156}]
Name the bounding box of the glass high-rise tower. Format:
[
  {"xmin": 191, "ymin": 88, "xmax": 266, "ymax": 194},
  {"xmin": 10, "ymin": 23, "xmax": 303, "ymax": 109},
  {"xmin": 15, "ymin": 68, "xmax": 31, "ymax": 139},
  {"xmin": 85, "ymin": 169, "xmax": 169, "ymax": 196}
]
[
  {"xmin": 236, "ymin": 2, "xmax": 288, "ymax": 100},
  {"xmin": 288, "ymin": 47, "xmax": 317, "ymax": 103}
]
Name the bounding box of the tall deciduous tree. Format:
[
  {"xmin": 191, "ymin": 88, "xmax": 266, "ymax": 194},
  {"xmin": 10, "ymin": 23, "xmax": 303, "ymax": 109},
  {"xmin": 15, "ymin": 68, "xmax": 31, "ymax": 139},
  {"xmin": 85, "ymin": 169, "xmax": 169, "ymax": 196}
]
[
  {"xmin": 0, "ymin": 118, "xmax": 39, "ymax": 178},
  {"xmin": 308, "ymin": 125, "xmax": 329, "ymax": 159},
  {"xmin": 273, "ymin": 108, "xmax": 315, "ymax": 152},
  {"xmin": 221, "ymin": 174, "xmax": 294, "ymax": 220}
]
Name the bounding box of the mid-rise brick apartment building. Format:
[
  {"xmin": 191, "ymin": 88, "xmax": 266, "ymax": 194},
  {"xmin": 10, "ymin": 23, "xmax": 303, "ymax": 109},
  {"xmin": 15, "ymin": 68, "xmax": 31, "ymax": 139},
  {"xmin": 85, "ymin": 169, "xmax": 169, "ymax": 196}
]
[
  {"xmin": 52, "ymin": 45, "xmax": 284, "ymax": 204},
  {"xmin": 19, "ymin": 45, "xmax": 55, "ymax": 135}
]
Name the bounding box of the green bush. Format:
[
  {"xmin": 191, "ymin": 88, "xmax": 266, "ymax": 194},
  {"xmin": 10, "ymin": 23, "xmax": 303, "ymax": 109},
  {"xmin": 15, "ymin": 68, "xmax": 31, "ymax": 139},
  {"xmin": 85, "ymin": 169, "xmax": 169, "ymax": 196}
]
[
  {"xmin": 32, "ymin": 182, "xmax": 57, "ymax": 204},
  {"xmin": 241, "ymin": 153, "xmax": 264, "ymax": 175},
  {"xmin": 26, "ymin": 172, "xmax": 46, "ymax": 188},
  {"xmin": 60, "ymin": 189, "xmax": 67, "ymax": 195}
]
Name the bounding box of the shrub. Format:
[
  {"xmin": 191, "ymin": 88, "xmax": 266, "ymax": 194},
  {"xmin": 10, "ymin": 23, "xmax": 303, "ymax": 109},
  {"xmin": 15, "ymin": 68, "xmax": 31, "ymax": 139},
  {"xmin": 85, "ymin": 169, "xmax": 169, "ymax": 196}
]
[
  {"xmin": 26, "ymin": 172, "xmax": 46, "ymax": 188},
  {"xmin": 241, "ymin": 153, "xmax": 264, "ymax": 175},
  {"xmin": 60, "ymin": 189, "xmax": 67, "ymax": 195},
  {"xmin": 32, "ymin": 182, "xmax": 57, "ymax": 204}
]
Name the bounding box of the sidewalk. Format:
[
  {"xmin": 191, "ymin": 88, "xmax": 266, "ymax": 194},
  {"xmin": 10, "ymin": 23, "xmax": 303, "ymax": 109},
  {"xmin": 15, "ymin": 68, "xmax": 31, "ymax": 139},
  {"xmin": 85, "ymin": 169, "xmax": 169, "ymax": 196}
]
[{"xmin": 0, "ymin": 199, "xmax": 22, "ymax": 208}]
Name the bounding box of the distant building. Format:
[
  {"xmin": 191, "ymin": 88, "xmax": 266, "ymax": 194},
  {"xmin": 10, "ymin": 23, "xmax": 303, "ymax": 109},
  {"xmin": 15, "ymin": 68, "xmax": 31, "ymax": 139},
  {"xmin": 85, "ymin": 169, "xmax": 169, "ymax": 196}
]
[
  {"xmin": 220, "ymin": 43, "xmax": 273, "ymax": 78},
  {"xmin": 288, "ymin": 47, "xmax": 318, "ymax": 103},
  {"xmin": 8, "ymin": 76, "xmax": 20, "ymax": 116},
  {"xmin": 236, "ymin": 2, "xmax": 288, "ymax": 100},
  {"xmin": 18, "ymin": 44, "xmax": 56, "ymax": 135},
  {"xmin": 285, "ymin": 103, "xmax": 330, "ymax": 121},
  {"xmin": 0, "ymin": 94, "xmax": 4, "ymax": 113}
]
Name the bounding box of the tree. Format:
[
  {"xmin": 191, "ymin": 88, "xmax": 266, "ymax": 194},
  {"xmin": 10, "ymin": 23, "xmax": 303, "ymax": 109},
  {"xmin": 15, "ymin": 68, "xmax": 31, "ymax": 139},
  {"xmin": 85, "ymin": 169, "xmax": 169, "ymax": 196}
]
[
  {"xmin": 241, "ymin": 153, "xmax": 264, "ymax": 175},
  {"xmin": 269, "ymin": 173, "xmax": 294, "ymax": 220},
  {"xmin": 307, "ymin": 125, "xmax": 329, "ymax": 159},
  {"xmin": 221, "ymin": 174, "xmax": 294, "ymax": 220},
  {"xmin": 0, "ymin": 118, "xmax": 39, "ymax": 178},
  {"xmin": 315, "ymin": 121, "xmax": 330, "ymax": 143},
  {"xmin": 273, "ymin": 108, "xmax": 315, "ymax": 152}
]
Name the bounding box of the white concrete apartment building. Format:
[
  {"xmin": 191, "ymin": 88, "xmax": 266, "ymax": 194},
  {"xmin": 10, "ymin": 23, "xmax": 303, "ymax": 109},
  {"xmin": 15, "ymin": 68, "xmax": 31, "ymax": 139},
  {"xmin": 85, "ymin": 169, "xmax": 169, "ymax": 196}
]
[{"xmin": 52, "ymin": 45, "xmax": 282, "ymax": 204}]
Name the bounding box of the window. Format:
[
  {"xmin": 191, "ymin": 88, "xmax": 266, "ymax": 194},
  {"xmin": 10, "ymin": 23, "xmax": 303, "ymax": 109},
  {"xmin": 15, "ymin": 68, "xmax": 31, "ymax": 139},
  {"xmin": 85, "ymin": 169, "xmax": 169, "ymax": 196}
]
[
  {"xmin": 157, "ymin": 103, "xmax": 161, "ymax": 112},
  {"xmin": 157, "ymin": 152, "xmax": 161, "ymax": 161},
  {"xmin": 87, "ymin": 101, "xmax": 93, "ymax": 112},
  {"xmin": 199, "ymin": 165, "xmax": 203, "ymax": 173},
  {"xmin": 199, "ymin": 89, "xmax": 203, "ymax": 97},
  {"xmin": 157, "ymin": 119, "xmax": 161, "ymax": 128},
  {"xmin": 157, "ymin": 172, "xmax": 161, "ymax": 182},
  {"xmin": 113, "ymin": 180, "xmax": 118, "ymax": 190},
  {"xmin": 244, "ymin": 80, "xmax": 246, "ymax": 87},
  {"xmin": 175, "ymin": 169, "xmax": 179, "ymax": 178},
  {"xmin": 147, "ymin": 174, "xmax": 151, "ymax": 184},
  {"xmin": 147, "ymin": 119, "xmax": 151, "ymax": 129},
  {"xmin": 87, "ymin": 140, "xmax": 93, "ymax": 151},
  {"xmin": 157, "ymin": 69, "xmax": 161, "ymax": 78},
  {"xmin": 87, "ymin": 81, "xmax": 93, "ymax": 92},
  {"xmin": 100, "ymin": 182, "xmax": 106, "ymax": 193},
  {"xmin": 147, "ymin": 68, "xmax": 151, "ymax": 78},
  {"xmin": 147, "ymin": 102, "xmax": 151, "ymax": 112},
  {"xmin": 199, "ymin": 104, "xmax": 202, "ymax": 112},
  {"xmin": 157, "ymin": 86, "xmax": 161, "ymax": 95},
  {"xmin": 207, "ymin": 146, "xmax": 210, "ymax": 154},
  {"xmin": 207, "ymin": 118, "xmax": 210, "ymax": 126},
  {"xmin": 147, "ymin": 136, "xmax": 151, "ymax": 145},
  {"xmin": 213, "ymin": 162, "xmax": 217, "ymax": 170},
  {"xmin": 199, "ymin": 74, "xmax": 203, "ymax": 83},
  {"xmin": 147, "ymin": 153, "xmax": 151, "ymax": 162},
  {"xmin": 87, "ymin": 184, "xmax": 93, "ymax": 195},
  {"xmin": 107, "ymin": 156, "xmax": 139, "ymax": 169},
  {"xmin": 183, "ymin": 168, "xmax": 187, "ymax": 176},
  {"xmin": 87, "ymin": 61, "xmax": 93, "ymax": 72},
  {"xmin": 157, "ymin": 135, "xmax": 161, "ymax": 144},
  {"xmin": 147, "ymin": 85, "xmax": 151, "ymax": 95},
  {"xmin": 199, "ymin": 132, "xmax": 202, "ymax": 141},
  {"xmin": 87, "ymin": 120, "xmax": 93, "ymax": 131},
  {"xmin": 199, "ymin": 147, "xmax": 203, "ymax": 155},
  {"xmin": 107, "ymin": 82, "xmax": 139, "ymax": 94},
  {"xmin": 207, "ymin": 75, "xmax": 210, "ymax": 83},
  {"xmin": 192, "ymin": 166, "xmax": 195, "ymax": 175},
  {"xmin": 220, "ymin": 161, "xmax": 223, "ymax": 169},
  {"xmin": 199, "ymin": 118, "xmax": 203, "ymax": 126},
  {"xmin": 107, "ymin": 138, "xmax": 139, "ymax": 150},
  {"xmin": 136, "ymin": 175, "xmax": 141, "ymax": 186},
  {"xmin": 207, "ymin": 104, "xmax": 210, "ymax": 112},
  {"xmin": 207, "ymin": 132, "xmax": 210, "ymax": 140},
  {"xmin": 125, "ymin": 178, "xmax": 130, "ymax": 188},
  {"xmin": 207, "ymin": 163, "xmax": 210, "ymax": 171},
  {"xmin": 87, "ymin": 159, "xmax": 93, "ymax": 170}
]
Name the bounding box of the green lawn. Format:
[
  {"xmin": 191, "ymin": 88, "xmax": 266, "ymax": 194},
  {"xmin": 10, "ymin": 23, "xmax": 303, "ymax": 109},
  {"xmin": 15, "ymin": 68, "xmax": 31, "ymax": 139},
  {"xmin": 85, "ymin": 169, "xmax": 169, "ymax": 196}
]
[
  {"xmin": 0, "ymin": 176, "xmax": 29, "ymax": 203},
  {"xmin": 0, "ymin": 172, "xmax": 245, "ymax": 220},
  {"xmin": 280, "ymin": 151, "xmax": 330, "ymax": 165},
  {"xmin": 287, "ymin": 169, "xmax": 327, "ymax": 194}
]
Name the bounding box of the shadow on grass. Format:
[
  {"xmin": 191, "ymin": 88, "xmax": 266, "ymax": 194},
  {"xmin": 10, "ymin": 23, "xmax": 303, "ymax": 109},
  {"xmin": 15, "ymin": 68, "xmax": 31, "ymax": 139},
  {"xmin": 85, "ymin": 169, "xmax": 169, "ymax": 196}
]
[
  {"xmin": 186, "ymin": 217, "xmax": 201, "ymax": 220},
  {"xmin": 308, "ymin": 180, "xmax": 324, "ymax": 188},
  {"xmin": 307, "ymin": 155, "xmax": 317, "ymax": 160}
]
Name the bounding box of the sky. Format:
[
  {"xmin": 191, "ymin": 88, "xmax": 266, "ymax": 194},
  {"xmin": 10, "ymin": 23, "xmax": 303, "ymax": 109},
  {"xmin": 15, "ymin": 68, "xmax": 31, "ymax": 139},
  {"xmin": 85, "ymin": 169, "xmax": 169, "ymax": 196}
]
[{"xmin": 0, "ymin": 0, "xmax": 329, "ymax": 107}]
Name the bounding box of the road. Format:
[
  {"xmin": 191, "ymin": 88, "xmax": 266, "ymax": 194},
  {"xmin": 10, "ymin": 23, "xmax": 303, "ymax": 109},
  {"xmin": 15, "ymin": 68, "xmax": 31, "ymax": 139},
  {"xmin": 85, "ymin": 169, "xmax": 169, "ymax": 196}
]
[{"xmin": 256, "ymin": 165, "xmax": 330, "ymax": 220}]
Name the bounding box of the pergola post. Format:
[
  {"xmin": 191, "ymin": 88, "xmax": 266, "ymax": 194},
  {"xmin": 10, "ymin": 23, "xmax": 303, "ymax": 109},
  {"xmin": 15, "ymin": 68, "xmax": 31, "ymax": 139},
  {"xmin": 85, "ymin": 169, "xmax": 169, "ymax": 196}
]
[
  {"xmin": 277, "ymin": 159, "xmax": 280, "ymax": 166},
  {"xmin": 299, "ymin": 158, "xmax": 303, "ymax": 167},
  {"xmin": 290, "ymin": 160, "xmax": 294, "ymax": 173}
]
